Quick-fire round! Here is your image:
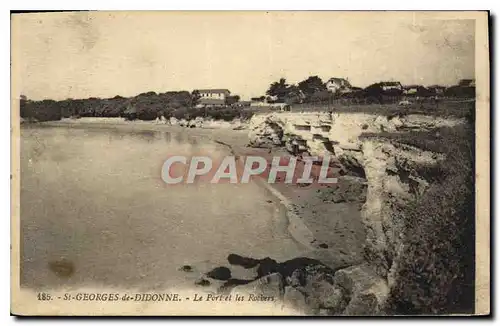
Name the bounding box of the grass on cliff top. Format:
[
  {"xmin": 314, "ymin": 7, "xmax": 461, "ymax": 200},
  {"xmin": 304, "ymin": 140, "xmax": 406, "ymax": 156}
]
[
  {"xmin": 359, "ymin": 124, "xmax": 474, "ymax": 155},
  {"xmin": 291, "ymin": 100, "xmax": 474, "ymax": 119},
  {"xmin": 384, "ymin": 122, "xmax": 475, "ymax": 314}
]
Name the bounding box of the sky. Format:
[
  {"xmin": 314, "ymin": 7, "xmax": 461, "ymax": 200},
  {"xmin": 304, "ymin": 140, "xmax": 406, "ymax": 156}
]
[{"xmin": 12, "ymin": 11, "xmax": 476, "ymax": 101}]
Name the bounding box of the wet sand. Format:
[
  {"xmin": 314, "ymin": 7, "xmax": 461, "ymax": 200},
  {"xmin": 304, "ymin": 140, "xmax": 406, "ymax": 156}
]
[{"xmin": 232, "ymin": 146, "xmax": 366, "ymax": 268}]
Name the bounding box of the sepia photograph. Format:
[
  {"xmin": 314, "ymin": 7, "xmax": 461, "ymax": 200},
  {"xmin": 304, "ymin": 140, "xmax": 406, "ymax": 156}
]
[{"xmin": 10, "ymin": 11, "xmax": 490, "ymax": 316}]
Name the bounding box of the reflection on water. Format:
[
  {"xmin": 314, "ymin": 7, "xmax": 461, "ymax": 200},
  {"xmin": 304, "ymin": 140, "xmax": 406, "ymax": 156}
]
[{"xmin": 20, "ymin": 126, "xmax": 303, "ymax": 290}]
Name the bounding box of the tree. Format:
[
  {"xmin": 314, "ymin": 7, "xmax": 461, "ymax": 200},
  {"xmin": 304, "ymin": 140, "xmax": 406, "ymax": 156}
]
[
  {"xmin": 284, "ymin": 85, "xmax": 304, "ymax": 105},
  {"xmin": 266, "ymin": 78, "xmax": 290, "ymax": 102},
  {"xmin": 191, "ymin": 90, "xmax": 201, "ymax": 107},
  {"xmin": 225, "ymin": 95, "xmax": 240, "ymax": 106},
  {"xmin": 20, "ymin": 95, "xmax": 28, "ymax": 118},
  {"xmin": 309, "ymin": 90, "xmax": 333, "ymax": 103},
  {"xmin": 298, "ymin": 76, "xmax": 326, "ymax": 101}
]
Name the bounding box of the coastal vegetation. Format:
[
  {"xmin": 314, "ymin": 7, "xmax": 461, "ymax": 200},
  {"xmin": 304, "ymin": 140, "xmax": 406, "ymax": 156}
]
[
  {"xmin": 19, "ymin": 91, "xmax": 254, "ymax": 123},
  {"xmin": 20, "ymin": 75, "xmax": 475, "ymax": 123},
  {"xmin": 389, "ymin": 125, "xmax": 474, "ymax": 314},
  {"xmin": 361, "ymin": 118, "xmax": 475, "ymax": 314},
  {"xmin": 248, "ymin": 109, "xmax": 476, "ymax": 314},
  {"xmin": 263, "ymin": 76, "xmax": 475, "ymax": 104}
]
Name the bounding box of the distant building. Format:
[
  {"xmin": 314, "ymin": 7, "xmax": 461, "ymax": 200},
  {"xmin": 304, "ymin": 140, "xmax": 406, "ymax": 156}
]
[
  {"xmin": 325, "ymin": 78, "xmax": 352, "ymax": 94},
  {"xmin": 403, "ymin": 85, "xmax": 420, "ymax": 95},
  {"xmin": 363, "ymin": 81, "xmax": 403, "ymax": 98},
  {"xmin": 427, "ymin": 85, "xmax": 446, "ymax": 95},
  {"xmin": 195, "ymin": 89, "xmax": 231, "ymax": 106},
  {"xmin": 379, "ymin": 81, "xmax": 403, "ymax": 92},
  {"xmin": 403, "ymin": 85, "xmax": 433, "ymax": 95},
  {"xmin": 458, "ymin": 79, "xmax": 476, "ymax": 87}
]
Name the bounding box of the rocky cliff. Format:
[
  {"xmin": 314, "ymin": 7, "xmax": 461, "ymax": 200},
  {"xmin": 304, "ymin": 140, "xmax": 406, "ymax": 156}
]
[{"xmin": 245, "ymin": 111, "xmax": 466, "ymax": 314}]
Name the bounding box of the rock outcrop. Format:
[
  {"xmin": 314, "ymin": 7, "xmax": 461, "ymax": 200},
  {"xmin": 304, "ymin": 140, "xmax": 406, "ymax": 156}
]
[
  {"xmin": 168, "ymin": 116, "xmax": 248, "ymax": 130},
  {"xmin": 205, "ymin": 254, "xmax": 388, "ymax": 315},
  {"xmin": 246, "ymin": 111, "xmax": 466, "ymax": 313},
  {"xmin": 206, "ymin": 266, "xmax": 232, "ymax": 281}
]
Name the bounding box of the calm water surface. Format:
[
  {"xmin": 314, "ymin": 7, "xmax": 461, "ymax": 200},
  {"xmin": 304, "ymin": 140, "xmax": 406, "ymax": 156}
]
[{"xmin": 20, "ymin": 126, "xmax": 304, "ymax": 290}]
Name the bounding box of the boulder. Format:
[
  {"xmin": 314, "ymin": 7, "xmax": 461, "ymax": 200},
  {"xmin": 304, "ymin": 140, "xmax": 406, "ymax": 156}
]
[
  {"xmin": 206, "ymin": 266, "xmax": 232, "ymax": 281},
  {"xmin": 318, "ymin": 308, "xmax": 333, "ymax": 316},
  {"xmin": 305, "ymin": 278, "xmax": 348, "ymax": 313},
  {"xmin": 342, "ymin": 292, "xmax": 379, "ymax": 316},
  {"xmin": 194, "ymin": 278, "xmax": 211, "ymax": 286},
  {"xmin": 279, "ymin": 257, "xmax": 336, "ymax": 279},
  {"xmin": 193, "ymin": 116, "xmax": 205, "ymax": 128},
  {"xmin": 227, "ymin": 253, "xmax": 260, "ymax": 269},
  {"xmin": 333, "ymin": 264, "xmax": 389, "ymax": 315},
  {"xmin": 283, "ymin": 286, "xmax": 308, "ymax": 313},
  {"xmin": 179, "ymin": 265, "xmax": 193, "ymax": 272},
  {"xmin": 169, "ymin": 117, "xmax": 179, "ymax": 126},
  {"xmin": 287, "ymin": 268, "xmax": 306, "ymax": 287},
  {"xmin": 256, "ymin": 257, "xmax": 279, "ymax": 277},
  {"xmin": 317, "ymin": 282, "xmax": 347, "ymax": 312}
]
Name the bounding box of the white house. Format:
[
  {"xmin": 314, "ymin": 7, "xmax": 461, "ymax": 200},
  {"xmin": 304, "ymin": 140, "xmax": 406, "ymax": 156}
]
[
  {"xmin": 195, "ymin": 89, "xmax": 231, "ymax": 106},
  {"xmin": 379, "ymin": 81, "xmax": 403, "ymax": 92},
  {"xmin": 325, "ymin": 78, "xmax": 352, "ymax": 94}
]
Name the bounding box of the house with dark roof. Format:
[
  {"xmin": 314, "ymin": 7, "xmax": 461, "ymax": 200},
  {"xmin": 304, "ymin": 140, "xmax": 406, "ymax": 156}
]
[
  {"xmin": 195, "ymin": 89, "xmax": 231, "ymax": 106},
  {"xmin": 364, "ymin": 81, "xmax": 403, "ymax": 95}
]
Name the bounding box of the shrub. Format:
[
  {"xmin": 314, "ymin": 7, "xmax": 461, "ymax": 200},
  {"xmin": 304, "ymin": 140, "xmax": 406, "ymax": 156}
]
[
  {"xmin": 385, "ymin": 123, "xmax": 475, "ymax": 314},
  {"xmin": 20, "ymin": 99, "xmax": 62, "ymax": 122}
]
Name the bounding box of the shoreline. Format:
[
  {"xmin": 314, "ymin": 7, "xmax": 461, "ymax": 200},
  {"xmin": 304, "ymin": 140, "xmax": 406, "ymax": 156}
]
[
  {"xmin": 198, "ymin": 138, "xmax": 317, "ymax": 252},
  {"xmin": 36, "ymin": 119, "xmax": 317, "ymax": 253},
  {"xmin": 31, "ymin": 120, "xmax": 315, "ymax": 250}
]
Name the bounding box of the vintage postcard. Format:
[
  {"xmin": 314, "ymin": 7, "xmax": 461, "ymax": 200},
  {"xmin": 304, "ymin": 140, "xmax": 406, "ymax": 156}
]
[{"xmin": 10, "ymin": 11, "xmax": 490, "ymax": 316}]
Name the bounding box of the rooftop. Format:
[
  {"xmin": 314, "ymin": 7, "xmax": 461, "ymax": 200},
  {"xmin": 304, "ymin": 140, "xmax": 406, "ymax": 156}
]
[
  {"xmin": 327, "ymin": 77, "xmax": 350, "ymax": 83},
  {"xmin": 195, "ymin": 89, "xmax": 231, "ymax": 94}
]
